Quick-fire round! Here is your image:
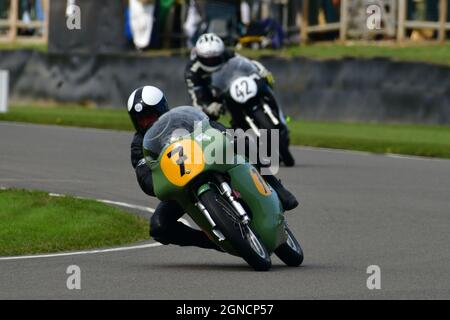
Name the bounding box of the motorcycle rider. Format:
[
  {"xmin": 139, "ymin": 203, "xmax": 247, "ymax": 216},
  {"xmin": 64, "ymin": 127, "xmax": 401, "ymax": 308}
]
[
  {"xmin": 128, "ymin": 85, "xmax": 298, "ymax": 250},
  {"xmin": 185, "ymin": 33, "xmax": 274, "ymax": 120}
]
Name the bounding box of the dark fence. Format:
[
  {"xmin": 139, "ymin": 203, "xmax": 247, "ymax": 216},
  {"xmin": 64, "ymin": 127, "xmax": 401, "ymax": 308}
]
[{"xmin": 1, "ymin": 50, "xmax": 449, "ymax": 124}]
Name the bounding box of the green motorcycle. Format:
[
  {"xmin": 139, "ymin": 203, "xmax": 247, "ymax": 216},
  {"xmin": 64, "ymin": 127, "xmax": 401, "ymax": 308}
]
[{"xmin": 143, "ymin": 107, "xmax": 303, "ymax": 271}]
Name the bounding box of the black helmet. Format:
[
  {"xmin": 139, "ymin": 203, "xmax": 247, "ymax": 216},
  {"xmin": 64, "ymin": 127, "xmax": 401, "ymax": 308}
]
[{"xmin": 127, "ymin": 86, "xmax": 169, "ymax": 134}]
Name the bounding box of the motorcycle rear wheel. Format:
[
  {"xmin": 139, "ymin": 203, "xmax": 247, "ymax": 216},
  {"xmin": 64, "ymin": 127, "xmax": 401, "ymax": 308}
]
[{"xmin": 199, "ymin": 188, "xmax": 272, "ymax": 271}]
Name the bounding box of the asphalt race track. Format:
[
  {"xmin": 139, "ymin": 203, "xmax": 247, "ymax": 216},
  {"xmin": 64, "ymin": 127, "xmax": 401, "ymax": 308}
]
[{"xmin": 0, "ymin": 122, "xmax": 449, "ymax": 299}]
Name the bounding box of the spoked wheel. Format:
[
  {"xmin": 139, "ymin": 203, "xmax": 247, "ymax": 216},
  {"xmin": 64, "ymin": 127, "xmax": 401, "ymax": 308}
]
[
  {"xmin": 199, "ymin": 188, "xmax": 272, "ymax": 271},
  {"xmin": 246, "ymin": 227, "xmax": 269, "ymax": 261},
  {"xmin": 274, "ymin": 225, "xmax": 303, "ymax": 267}
]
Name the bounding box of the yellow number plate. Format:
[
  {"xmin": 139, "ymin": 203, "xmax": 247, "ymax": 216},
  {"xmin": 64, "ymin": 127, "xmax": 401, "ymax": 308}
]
[
  {"xmin": 250, "ymin": 167, "xmax": 272, "ymax": 196},
  {"xmin": 160, "ymin": 139, "xmax": 205, "ymax": 187}
]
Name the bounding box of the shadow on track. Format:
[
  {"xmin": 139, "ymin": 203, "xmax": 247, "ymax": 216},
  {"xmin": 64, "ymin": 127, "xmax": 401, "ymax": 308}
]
[{"xmin": 144, "ymin": 262, "xmax": 310, "ymax": 272}]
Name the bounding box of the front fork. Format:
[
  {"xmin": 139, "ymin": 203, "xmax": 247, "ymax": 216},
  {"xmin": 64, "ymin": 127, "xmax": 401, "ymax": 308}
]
[
  {"xmin": 195, "ymin": 201, "xmax": 226, "ymax": 241},
  {"xmin": 262, "ymin": 103, "xmax": 280, "ymax": 126},
  {"xmin": 245, "ymin": 103, "xmax": 280, "ymax": 138},
  {"xmin": 195, "ymin": 176, "xmax": 251, "ymax": 241},
  {"xmin": 217, "ymin": 181, "xmax": 250, "ymax": 225},
  {"xmin": 245, "ymin": 96, "xmax": 287, "ymax": 138}
]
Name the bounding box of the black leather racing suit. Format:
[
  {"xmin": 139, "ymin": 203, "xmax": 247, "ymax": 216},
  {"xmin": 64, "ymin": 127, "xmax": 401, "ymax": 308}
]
[
  {"xmin": 131, "ymin": 128, "xmax": 222, "ymax": 250},
  {"xmin": 184, "ymin": 49, "xmax": 235, "ymax": 120},
  {"xmin": 185, "ymin": 49, "xmax": 274, "ymax": 121}
]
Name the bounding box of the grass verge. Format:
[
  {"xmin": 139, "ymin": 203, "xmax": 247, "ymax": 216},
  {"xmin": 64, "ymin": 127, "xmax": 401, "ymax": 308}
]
[
  {"xmin": 0, "ymin": 42, "xmax": 48, "ymax": 52},
  {"xmin": 289, "ymin": 120, "xmax": 450, "ymax": 158},
  {"xmin": 0, "ymin": 105, "xmax": 134, "ymax": 131},
  {"xmin": 1, "ymin": 42, "xmax": 449, "ymax": 66},
  {"xmin": 239, "ymin": 42, "xmax": 450, "ymax": 66},
  {"xmin": 0, "ymin": 189, "xmax": 149, "ymax": 256},
  {"xmin": 1, "ymin": 105, "xmax": 450, "ymax": 158}
]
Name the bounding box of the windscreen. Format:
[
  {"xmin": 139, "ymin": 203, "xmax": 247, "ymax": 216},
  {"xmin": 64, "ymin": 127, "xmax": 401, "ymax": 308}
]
[
  {"xmin": 143, "ymin": 106, "xmax": 209, "ymax": 158},
  {"xmin": 211, "ymin": 56, "xmax": 259, "ymax": 95}
]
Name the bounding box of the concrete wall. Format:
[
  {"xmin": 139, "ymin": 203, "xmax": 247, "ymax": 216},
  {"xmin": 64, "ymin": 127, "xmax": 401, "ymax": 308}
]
[{"xmin": 1, "ymin": 50, "xmax": 449, "ymax": 124}]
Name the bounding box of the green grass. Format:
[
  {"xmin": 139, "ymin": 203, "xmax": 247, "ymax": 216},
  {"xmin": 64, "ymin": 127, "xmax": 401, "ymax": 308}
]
[
  {"xmin": 0, "ymin": 42, "xmax": 48, "ymax": 52},
  {"xmin": 0, "ymin": 104, "xmax": 134, "ymax": 131},
  {"xmin": 0, "ymin": 189, "xmax": 149, "ymax": 256},
  {"xmin": 1, "ymin": 41, "xmax": 449, "ymax": 65},
  {"xmin": 243, "ymin": 42, "xmax": 450, "ymax": 66},
  {"xmin": 238, "ymin": 42, "xmax": 450, "ymax": 66},
  {"xmin": 1, "ymin": 105, "xmax": 450, "ymax": 158},
  {"xmin": 289, "ymin": 119, "xmax": 450, "ymax": 158}
]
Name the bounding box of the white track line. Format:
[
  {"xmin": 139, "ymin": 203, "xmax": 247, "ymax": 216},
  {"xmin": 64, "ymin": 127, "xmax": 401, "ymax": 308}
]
[
  {"xmin": 0, "ymin": 242, "xmax": 162, "ymax": 261},
  {"xmin": 48, "ymin": 193, "xmax": 192, "ymax": 226},
  {"xmin": 0, "ymin": 193, "xmax": 195, "ymax": 261},
  {"xmin": 292, "ymin": 145, "xmax": 450, "ymax": 162},
  {"xmin": 0, "ymin": 178, "xmax": 91, "ymax": 183},
  {"xmin": 48, "ymin": 193, "xmax": 155, "ymax": 213},
  {"xmin": 99, "ymin": 199, "xmax": 155, "ymax": 213},
  {"xmin": 49, "ymin": 194, "xmax": 191, "ymax": 226},
  {"xmin": 384, "ymin": 153, "xmax": 450, "ymax": 162}
]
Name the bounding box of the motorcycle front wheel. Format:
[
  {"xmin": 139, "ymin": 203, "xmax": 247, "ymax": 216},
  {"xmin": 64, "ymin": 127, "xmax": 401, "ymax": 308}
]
[
  {"xmin": 274, "ymin": 224, "xmax": 304, "ymax": 267},
  {"xmin": 252, "ymin": 109, "xmax": 296, "ymax": 167},
  {"xmin": 199, "ymin": 188, "xmax": 272, "ymax": 271}
]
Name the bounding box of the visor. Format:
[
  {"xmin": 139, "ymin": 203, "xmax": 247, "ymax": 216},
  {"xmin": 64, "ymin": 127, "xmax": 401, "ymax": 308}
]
[
  {"xmin": 137, "ymin": 113, "xmax": 159, "ymax": 130},
  {"xmin": 199, "ymin": 56, "xmax": 223, "ymax": 68}
]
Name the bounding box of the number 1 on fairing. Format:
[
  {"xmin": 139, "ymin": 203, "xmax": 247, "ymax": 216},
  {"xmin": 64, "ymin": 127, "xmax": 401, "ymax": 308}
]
[{"xmin": 167, "ymin": 146, "xmax": 187, "ymax": 177}]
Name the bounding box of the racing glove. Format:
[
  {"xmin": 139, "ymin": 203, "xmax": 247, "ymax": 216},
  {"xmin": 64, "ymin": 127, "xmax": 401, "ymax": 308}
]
[
  {"xmin": 204, "ymin": 102, "xmax": 223, "ymax": 118},
  {"xmin": 252, "ymin": 60, "xmax": 275, "ymax": 88}
]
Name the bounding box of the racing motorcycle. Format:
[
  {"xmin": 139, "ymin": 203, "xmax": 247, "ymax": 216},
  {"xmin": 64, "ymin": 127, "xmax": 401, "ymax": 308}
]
[
  {"xmin": 143, "ymin": 107, "xmax": 303, "ymax": 271},
  {"xmin": 211, "ymin": 56, "xmax": 296, "ymax": 167}
]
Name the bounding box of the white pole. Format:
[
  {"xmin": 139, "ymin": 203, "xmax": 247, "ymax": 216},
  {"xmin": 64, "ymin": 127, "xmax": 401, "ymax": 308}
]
[{"xmin": 0, "ymin": 70, "xmax": 9, "ymax": 113}]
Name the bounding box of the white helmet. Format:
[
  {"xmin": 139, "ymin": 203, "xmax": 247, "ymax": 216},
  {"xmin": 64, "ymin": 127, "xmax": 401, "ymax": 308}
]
[{"xmin": 195, "ymin": 33, "xmax": 225, "ymax": 72}]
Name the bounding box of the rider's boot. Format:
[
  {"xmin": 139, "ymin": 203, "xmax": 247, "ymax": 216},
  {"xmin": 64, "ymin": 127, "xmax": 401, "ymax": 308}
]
[
  {"xmin": 264, "ymin": 175, "xmax": 299, "ymax": 211},
  {"xmin": 165, "ymin": 222, "xmax": 224, "ymax": 252}
]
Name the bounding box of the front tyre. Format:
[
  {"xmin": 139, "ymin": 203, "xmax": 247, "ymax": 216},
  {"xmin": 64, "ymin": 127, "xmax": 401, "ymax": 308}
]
[
  {"xmin": 252, "ymin": 109, "xmax": 295, "ymax": 167},
  {"xmin": 199, "ymin": 188, "xmax": 272, "ymax": 271},
  {"xmin": 274, "ymin": 225, "xmax": 303, "ymax": 267}
]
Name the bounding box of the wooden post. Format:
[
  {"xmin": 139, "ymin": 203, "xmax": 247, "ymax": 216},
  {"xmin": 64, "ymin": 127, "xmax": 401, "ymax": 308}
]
[
  {"xmin": 9, "ymin": 0, "xmax": 19, "ymax": 42},
  {"xmin": 340, "ymin": 0, "xmax": 348, "ymax": 41},
  {"xmin": 397, "ymin": 0, "xmax": 407, "ymax": 42},
  {"xmin": 301, "ymin": 0, "xmax": 309, "ymax": 43},
  {"xmin": 43, "ymin": 0, "xmax": 50, "ymax": 44},
  {"xmin": 438, "ymin": 0, "xmax": 448, "ymax": 42}
]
